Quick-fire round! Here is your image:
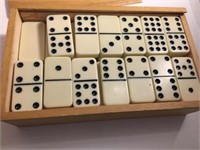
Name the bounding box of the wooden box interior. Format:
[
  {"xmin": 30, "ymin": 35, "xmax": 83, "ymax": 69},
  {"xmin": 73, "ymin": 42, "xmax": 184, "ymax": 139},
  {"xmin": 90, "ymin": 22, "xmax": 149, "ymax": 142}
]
[{"xmin": 1, "ymin": 6, "xmax": 200, "ymax": 126}]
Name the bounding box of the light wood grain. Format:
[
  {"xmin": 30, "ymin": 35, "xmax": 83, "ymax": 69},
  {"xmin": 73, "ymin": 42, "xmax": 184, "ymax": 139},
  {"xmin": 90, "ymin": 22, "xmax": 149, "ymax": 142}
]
[
  {"xmin": 1, "ymin": 6, "xmax": 199, "ymax": 127},
  {"xmin": 20, "ymin": 12, "xmax": 184, "ymax": 22},
  {"xmin": 18, "ymin": 6, "xmax": 187, "ymax": 22},
  {"xmin": 1, "ymin": 9, "xmax": 22, "ymax": 113},
  {"xmin": 1, "ymin": 101, "xmax": 199, "ymax": 126},
  {"xmin": 9, "ymin": 0, "xmax": 141, "ymax": 9},
  {"xmin": 180, "ymin": 15, "xmax": 200, "ymax": 79},
  {"xmin": 18, "ymin": 6, "xmax": 186, "ymax": 13}
]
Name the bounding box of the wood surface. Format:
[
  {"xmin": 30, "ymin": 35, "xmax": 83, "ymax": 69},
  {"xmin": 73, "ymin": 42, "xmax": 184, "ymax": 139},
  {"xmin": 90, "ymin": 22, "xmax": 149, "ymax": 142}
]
[
  {"xmin": 180, "ymin": 15, "xmax": 200, "ymax": 79},
  {"xmin": 0, "ymin": 6, "xmax": 199, "ymax": 127},
  {"xmin": 9, "ymin": 0, "xmax": 142, "ymax": 9},
  {"xmin": 1, "ymin": 9, "xmax": 22, "ymax": 113},
  {"xmin": 17, "ymin": 6, "xmax": 187, "ymax": 22},
  {"xmin": 1, "ymin": 101, "xmax": 199, "ymax": 126}
]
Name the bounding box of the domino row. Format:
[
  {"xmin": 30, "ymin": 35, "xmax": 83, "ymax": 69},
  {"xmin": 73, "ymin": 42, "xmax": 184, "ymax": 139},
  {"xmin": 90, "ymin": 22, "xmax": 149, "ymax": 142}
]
[
  {"xmin": 11, "ymin": 56, "xmax": 200, "ymax": 112},
  {"xmin": 19, "ymin": 15, "xmax": 190, "ymax": 61}
]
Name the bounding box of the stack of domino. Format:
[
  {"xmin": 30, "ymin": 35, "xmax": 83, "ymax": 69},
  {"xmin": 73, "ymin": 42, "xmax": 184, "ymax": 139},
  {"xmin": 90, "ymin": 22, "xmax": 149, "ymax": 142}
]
[{"xmin": 11, "ymin": 15, "xmax": 200, "ymax": 112}]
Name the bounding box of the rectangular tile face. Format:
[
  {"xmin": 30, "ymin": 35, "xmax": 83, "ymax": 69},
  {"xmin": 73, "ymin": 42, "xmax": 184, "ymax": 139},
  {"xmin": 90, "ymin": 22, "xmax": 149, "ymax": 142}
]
[
  {"xmin": 141, "ymin": 16, "xmax": 164, "ymax": 34},
  {"xmin": 122, "ymin": 34, "xmax": 146, "ymax": 55},
  {"xmin": 172, "ymin": 57, "xmax": 200, "ymax": 101},
  {"xmin": 72, "ymin": 58, "xmax": 99, "ymax": 81},
  {"xmin": 99, "ymin": 34, "xmax": 124, "ymax": 57},
  {"xmin": 75, "ymin": 34, "xmax": 100, "ymax": 57},
  {"xmin": 98, "ymin": 16, "xmax": 121, "ymax": 33},
  {"xmin": 148, "ymin": 55, "xmax": 175, "ymax": 77},
  {"xmin": 46, "ymin": 15, "xmax": 74, "ymax": 57},
  {"xmin": 166, "ymin": 34, "xmax": 190, "ymax": 56},
  {"xmin": 99, "ymin": 58, "xmax": 130, "ymax": 105},
  {"xmin": 44, "ymin": 57, "xmax": 72, "ymax": 108},
  {"xmin": 44, "ymin": 57, "xmax": 71, "ymax": 80},
  {"xmin": 152, "ymin": 77, "xmax": 181, "ymax": 101},
  {"xmin": 144, "ymin": 34, "xmax": 168, "ymax": 55},
  {"xmin": 11, "ymin": 60, "xmax": 43, "ymax": 112},
  {"xmin": 72, "ymin": 58, "xmax": 100, "ymax": 107},
  {"xmin": 19, "ymin": 22, "xmax": 46, "ymax": 60},
  {"xmin": 119, "ymin": 16, "xmax": 143, "ymax": 34},
  {"xmin": 75, "ymin": 15, "xmax": 100, "ymax": 58},
  {"xmin": 124, "ymin": 56, "xmax": 155, "ymax": 103},
  {"xmin": 161, "ymin": 16, "xmax": 185, "ymax": 34}
]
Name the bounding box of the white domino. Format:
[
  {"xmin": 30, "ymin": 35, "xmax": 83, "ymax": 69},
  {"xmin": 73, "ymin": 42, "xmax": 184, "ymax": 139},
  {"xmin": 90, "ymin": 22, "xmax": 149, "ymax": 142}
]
[
  {"xmin": 172, "ymin": 57, "xmax": 200, "ymax": 101},
  {"xmin": 46, "ymin": 15, "xmax": 74, "ymax": 57},
  {"xmin": 75, "ymin": 15, "xmax": 100, "ymax": 58},
  {"xmin": 119, "ymin": 16, "xmax": 146, "ymax": 55},
  {"xmin": 141, "ymin": 16, "xmax": 168, "ymax": 55},
  {"xmin": 11, "ymin": 60, "xmax": 43, "ymax": 111},
  {"xmin": 19, "ymin": 22, "xmax": 45, "ymax": 60},
  {"xmin": 99, "ymin": 58, "xmax": 130, "ymax": 105},
  {"xmin": 166, "ymin": 34, "xmax": 190, "ymax": 56},
  {"xmin": 124, "ymin": 56, "xmax": 155, "ymax": 103},
  {"xmin": 161, "ymin": 16, "xmax": 184, "ymax": 33},
  {"xmin": 98, "ymin": 16, "xmax": 124, "ymax": 57},
  {"xmin": 161, "ymin": 16, "xmax": 190, "ymax": 56},
  {"xmin": 44, "ymin": 57, "xmax": 72, "ymax": 108},
  {"xmin": 148, "ymin": 55, "xmax": 181, "ymax": 101},
  {"xmin": 72, "ymin": 58, "xmax": 100, "ymax": 107}
]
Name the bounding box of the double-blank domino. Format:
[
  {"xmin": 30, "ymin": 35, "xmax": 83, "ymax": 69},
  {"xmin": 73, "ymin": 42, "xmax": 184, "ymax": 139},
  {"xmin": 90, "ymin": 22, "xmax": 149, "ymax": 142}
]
[
  {"xmin": 44, "ymin": 57, "xmax": 72, "ymax": 108},
  {"xmin": 19, "ymin": 22, "xmax": 46, "ymax": 60},
  {"xmin": 11, "ymin": 60, "xmax": 43, "ymax": 111}
]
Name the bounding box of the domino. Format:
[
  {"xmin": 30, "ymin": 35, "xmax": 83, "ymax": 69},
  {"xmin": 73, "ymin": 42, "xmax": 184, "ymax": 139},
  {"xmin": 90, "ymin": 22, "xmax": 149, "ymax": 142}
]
[
  {"xmin": 11, "ymin": 60, "xmax": 43, "ymax": 111},
  {"xmin": 141, "ymin": 16, "xmax": 168, "ymax": 55},
  {"xmin": 98, "ymin": 16, "xmax": 124, "ymax": 57},
  {"xmin": 72, "ymin": 58, "xmax": 100, "ymax": 107},
  {"xmin": 124, "ymin": 56, "xmax": 155, "ymax": 103},
  {"xmin": 119, "ymin": 16, "xmax": 147, "ymax": 55},
  {"xmin": 19, "ymin": 22, "xmax": 45, "ymax": 60},
  {"xmin": 161, "ymin": 16, "xmax": 190, "ymax": 56},
  {"xmin": 166, "ymin": 34, "xmax": 190, "ymax": 56},
  {"xmin": 99, "ymin": 58, "xmax": 130, "ymax": 105},
  {"xmin": 161, "ymin": 16, "xmax": 184, "ymax": 34},
  {"xmin": 46, "ymin": 15, "xmax": 74, "ymax": 57},
  {"xmin": 44, "ymin": 57, "xmax": 72, "ymax": 108},
  {"xmin": 75, "ymin": 15, "xmax": 100, "ymax": 58},
  {"xmin": 172, "ymin": 57, "xmax": 200, "ymax": 101},
  {"xmin": 148, "ymin": 55, "xmax": 181, "ymax": 101}
]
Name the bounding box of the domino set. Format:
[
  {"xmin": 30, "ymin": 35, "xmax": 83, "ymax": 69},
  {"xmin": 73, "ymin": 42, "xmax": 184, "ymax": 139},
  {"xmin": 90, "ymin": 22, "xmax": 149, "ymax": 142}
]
[
  {"xmin": 10, "ymin": 14, "xmax": 200, "ymax": 112},
  {"xmin": 1, "ymin": 5, "xmax": 200, "ymax": 126}
]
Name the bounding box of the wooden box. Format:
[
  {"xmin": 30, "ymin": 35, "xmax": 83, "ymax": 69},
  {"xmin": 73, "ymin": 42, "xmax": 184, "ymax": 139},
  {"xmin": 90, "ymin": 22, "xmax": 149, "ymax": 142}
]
[{"xmin": 1, "ymin": 0, "xmax": 200, "ymax": 126}]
